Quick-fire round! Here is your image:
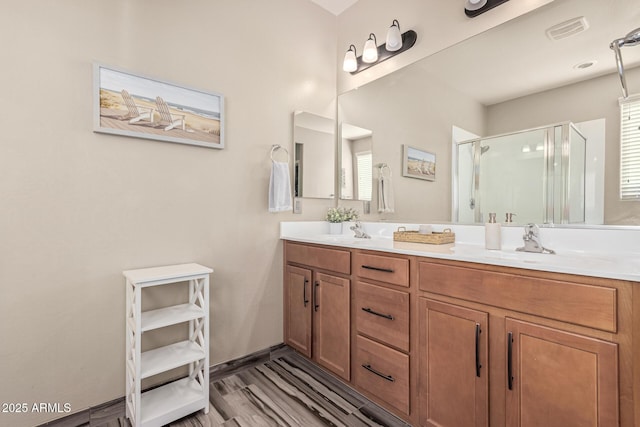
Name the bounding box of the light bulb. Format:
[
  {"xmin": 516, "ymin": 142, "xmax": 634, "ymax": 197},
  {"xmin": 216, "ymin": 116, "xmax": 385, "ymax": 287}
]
[
  {"xmin": 362, "ymin": 33, "xmax": 378, "ymax": 63},
  {"xmin": 386, "ymin": 20, "xmax": 402, "ymax": 52},
  {"xmin": 343, "ymin": 45, "xmax": 357, "ymax": 72},
  {"xmin": 465, "ymin": 0, "xmax": 488, "ymax": 10}
]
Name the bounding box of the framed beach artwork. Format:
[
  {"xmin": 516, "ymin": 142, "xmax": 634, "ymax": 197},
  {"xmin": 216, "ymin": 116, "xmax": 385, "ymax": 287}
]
[
  {"xmin": 402, "ymin": 145, "xmax": 436, "ymax": 181},
  {"xmin": 93, "ymin": 63, "xmax": 224, "ymax": 149}
]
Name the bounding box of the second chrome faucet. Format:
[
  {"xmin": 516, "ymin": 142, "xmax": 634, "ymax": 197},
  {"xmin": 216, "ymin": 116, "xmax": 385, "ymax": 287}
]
[{"xmin": 516, "ymin": 223, "xmax": 555, "ymax": 254}]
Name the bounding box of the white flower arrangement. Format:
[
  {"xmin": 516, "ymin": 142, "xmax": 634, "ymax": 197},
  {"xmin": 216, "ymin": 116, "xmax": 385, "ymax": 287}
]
[{"xmin": 325, "ymin": 207, "xmax": 359, "ymax": 223}]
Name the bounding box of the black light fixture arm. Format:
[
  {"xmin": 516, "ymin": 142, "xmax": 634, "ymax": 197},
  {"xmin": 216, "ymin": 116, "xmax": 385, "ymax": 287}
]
[{"xmin": 349, "ymin": 30, "xmax": 417, "ymax": 75}]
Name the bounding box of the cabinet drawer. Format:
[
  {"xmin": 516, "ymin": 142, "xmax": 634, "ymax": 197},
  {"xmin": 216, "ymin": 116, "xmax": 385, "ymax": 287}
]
[
  {"xmin": 285, "ymin": 242, "xmax": 350, "ymax": 275},
  {"xmin": 356, "ymin": 281, "xmax": 409, "ymax": 351},
  {"xmin": 354, "ymin": 252, "xmax": 409, "ymax": 287},
  {"xmin": 418, "ymin": 261, "xmax": 617, "ymax": 332},
  {"xmin": 354, "ymin": 335, "xmax": 409, "ymax": 415}
]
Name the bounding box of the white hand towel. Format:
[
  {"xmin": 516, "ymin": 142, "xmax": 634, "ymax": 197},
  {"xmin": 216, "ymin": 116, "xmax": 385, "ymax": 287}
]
[
  {"xmin": 378, "ymin": 174, "xmax": 395, "ymax": 213},
  {"xmin": 269, "ymin": 161, "xmax": 292, "ymax": 212}
]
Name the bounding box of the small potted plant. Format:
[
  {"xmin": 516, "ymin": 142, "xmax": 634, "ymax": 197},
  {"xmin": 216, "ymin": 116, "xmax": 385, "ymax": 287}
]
[
  {"xmin": 326, "ymin": 207, "xmax": 360, "ymax": 235},
  {"xmin": 340, "ymin": 207, "xmax": 360, "ymax": 234},
  {"xmin": 326, "ymin": 207, "xmax": 344, "ymax": 234}
]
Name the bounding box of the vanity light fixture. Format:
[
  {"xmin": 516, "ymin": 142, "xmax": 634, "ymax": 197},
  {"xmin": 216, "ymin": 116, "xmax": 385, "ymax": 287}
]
[
  {"xmin": 342, "ymin": 19, "xmax": 417, "ymax": 74},
  {"xmin": 385, "ymin": 20, "xmax": 403, "ymax": 52},
  {"xmin": 343, "ymin": 45, "xmax": 358, "ymax": 73},
  {"xmin": 362, "ymin": 33, "xmax": 379, "ymax": 63},
  {"xmin": 465, "ymin": 0, "xmax": 510, "ymax": 18}
]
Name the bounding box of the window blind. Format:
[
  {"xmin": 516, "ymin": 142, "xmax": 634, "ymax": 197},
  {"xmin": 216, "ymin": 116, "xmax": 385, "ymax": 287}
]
[
  {"xmin": 620, "ymin": 95, "xmax": 640, "ymax": 200},
  {"xmin": 356, "ymin": 151, "xmax": 372, "ymax": 201}
]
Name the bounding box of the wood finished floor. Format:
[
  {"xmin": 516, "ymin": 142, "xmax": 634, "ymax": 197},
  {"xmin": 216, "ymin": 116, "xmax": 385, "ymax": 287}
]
[{"xmin": 72, "ymin": 351, "xmax": 409, "ymax": 427}]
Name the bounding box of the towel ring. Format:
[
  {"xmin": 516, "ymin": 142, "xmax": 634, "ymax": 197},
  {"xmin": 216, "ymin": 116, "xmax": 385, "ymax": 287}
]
[
  {"xmin": 377, "ymin": 163, "xmax": 392, "ymax": 177},
  {"xmin": 270, "ymin": 144, "xmax": 290, "ymax": 162}
]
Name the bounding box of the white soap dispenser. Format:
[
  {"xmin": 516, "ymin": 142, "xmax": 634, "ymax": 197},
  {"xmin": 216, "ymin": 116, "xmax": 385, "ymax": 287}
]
[{"xmin": 485, "ymin": 212, "xmax": 502, "ymax": 250}]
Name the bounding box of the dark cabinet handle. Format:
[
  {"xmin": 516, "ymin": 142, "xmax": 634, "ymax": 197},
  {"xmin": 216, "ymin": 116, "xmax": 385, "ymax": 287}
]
[
  {"xmin": 507, "ymin": 331, "xmax": 514, "ymax": 390},
  {"xmin": 361, "ymin": 307, "xmax": 394, "ymax": 320},
  {"xmin": 361, "ymin": 265, "xmax": 394, "ymax": 273},
  {"xmin": 303, "ymin": 279, "xmax": 309, "ymax": 307},
  {"xmin": 475, "ymin": 323, "xmax": 482, "ymax": 377},
  {"xmin": 361, "ymin": 364, "xmax": 395, "ymax": 382},
  {"xmin": 314, "ymin": 281, "xmax": 319, "ymax": 312}
]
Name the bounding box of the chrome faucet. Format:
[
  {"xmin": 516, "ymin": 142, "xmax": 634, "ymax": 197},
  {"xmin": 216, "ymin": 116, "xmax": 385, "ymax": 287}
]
[
  {"xmin": 516, "ymin": 224, "xmax": 555, "ymax": 254},
  {"xmin": 350, "ymin": 221, "xmax": 371, "ymax": 239}
]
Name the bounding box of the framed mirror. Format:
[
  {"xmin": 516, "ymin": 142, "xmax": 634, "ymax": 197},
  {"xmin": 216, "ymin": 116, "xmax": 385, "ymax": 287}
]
[{"xmin": 293, "ymin": 111, "xmax": 336, "ymax": 199}]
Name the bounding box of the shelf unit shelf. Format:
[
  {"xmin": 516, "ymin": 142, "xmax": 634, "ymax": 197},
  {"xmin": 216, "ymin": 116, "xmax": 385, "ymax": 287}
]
[
  {"xmin": 140, "ymin": 340, "xmax": 206, "ymax": 379},
  {"xmin": 140, "ymin": 377, "xmax": 207, "ymax": 427},
  {"xmin": 124, "ymin": 263, "xmax": 212, "ymax": 427},
  {"xmin": 141, "ymin": 304, "xmax": 205, "ymax": 332}
]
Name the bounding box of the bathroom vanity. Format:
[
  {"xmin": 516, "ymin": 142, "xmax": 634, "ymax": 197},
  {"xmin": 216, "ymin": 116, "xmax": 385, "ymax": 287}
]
[{"xmin": 281, "ymin": 222, "xmax": 640, "ymax": 427}]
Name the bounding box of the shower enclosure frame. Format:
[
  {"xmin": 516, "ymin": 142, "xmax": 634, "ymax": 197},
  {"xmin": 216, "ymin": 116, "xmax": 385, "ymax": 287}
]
[{"xmin": 453, "ymin": 121, "xmax": 586, "ymax": 225}]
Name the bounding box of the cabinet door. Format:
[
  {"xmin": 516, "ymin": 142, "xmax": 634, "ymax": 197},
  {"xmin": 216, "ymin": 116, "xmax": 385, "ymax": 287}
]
[
  {"xmin": 419, "ymin": 298, "xmax": 488, "ymax": 427},
  {"xmin": 314, "ymin": 272, "xmax": 350, "ymax": 380},
  {"xmin": 284, "ymin": 265, "xmax": 312, "ymax": 357},
  {"xmin": 505, "ymin": 318, "xmax": 618, "ymax": 427}
]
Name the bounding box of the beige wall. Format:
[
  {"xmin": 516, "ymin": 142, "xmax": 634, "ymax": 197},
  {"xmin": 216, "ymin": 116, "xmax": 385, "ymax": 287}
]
[
  {"xmin": 487, "ymin": 67, "xmax": 640, "ymax": 224},
  {"xmin": 339, "ymin": 63, "xmax": 487, "ymax": 222},
  {"xmin": 0, "ymin": 1, "xmax": 336, "ymax": 425}
]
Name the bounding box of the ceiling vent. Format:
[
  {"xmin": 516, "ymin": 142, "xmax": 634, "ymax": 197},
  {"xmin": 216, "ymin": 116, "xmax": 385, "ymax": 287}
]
[{"xmin": 545, "ymin": 16, "xmax": 589, "ymax": 41}]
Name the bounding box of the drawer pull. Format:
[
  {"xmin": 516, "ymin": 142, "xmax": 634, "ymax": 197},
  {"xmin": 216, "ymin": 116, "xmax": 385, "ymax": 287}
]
[
  {"xmin": 507, "ymin": 332, "xmax": 514, "ymax": 390},
  {"xmin": 361, "ymin": 265, "xmax": 395, "ymax": 273},
  {"xmin": 303, "ymin": 279, "xmax": 309, "ymax": 307},
  {"xmin": 314, "ymin": 281, "xmax": 319, "ymax": 312},
  {"xmin": 361, "ymin": 364, "xmax": 395, "ymax": 382},
  {"xmin": 475, "ymin": 323, "xmax": 482, "ymax": 378},
  {"xmin": 362, "ymin": 307, "xmax": 394, "ymax": 320}
]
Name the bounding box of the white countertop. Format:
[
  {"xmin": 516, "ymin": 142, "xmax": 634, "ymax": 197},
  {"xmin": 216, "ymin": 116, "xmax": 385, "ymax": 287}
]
[{"xmin": 280, "ymin": 221, "xmax": 640, "ymax": 282}]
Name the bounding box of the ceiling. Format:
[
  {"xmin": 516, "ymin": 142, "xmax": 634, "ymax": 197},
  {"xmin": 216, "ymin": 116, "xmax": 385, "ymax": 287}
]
[
  {"xmin": 310, "ymin": 0, "xmax": 358, "ymax": 16},
  {"xmin": 392, "ymin": 0, "xmax": 640, "ymax": 105}
]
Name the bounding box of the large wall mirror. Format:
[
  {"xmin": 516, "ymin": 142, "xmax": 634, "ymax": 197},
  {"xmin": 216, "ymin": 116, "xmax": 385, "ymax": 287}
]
[
  {"xmin": 293, "ymin": 111, "xmax": 336, "ymax": 199},
  {"xmin": 338, "ymin": 0, "xmax": 640, "ymax": 225}
]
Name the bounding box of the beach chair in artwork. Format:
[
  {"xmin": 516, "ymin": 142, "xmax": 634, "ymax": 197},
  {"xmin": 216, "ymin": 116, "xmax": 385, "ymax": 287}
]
[
  {"xmin": 155, "ymin": 97, "xmax": 186, "ymax": 131},
  {"xmin": 120, "ymin": 90, "xmax": 154, "ymax": 124}
]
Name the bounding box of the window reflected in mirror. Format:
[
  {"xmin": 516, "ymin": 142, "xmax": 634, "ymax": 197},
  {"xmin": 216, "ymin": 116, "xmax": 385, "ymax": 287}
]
[{"xmin": 339, "ymin": 123, "xmax": 373, "ymax": 201}]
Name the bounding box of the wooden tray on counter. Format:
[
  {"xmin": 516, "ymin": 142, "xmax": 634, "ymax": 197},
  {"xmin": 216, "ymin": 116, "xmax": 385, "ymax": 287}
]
[{"xmin": 393, "ymin": 227, "xmax": 455, "ymax": 245}]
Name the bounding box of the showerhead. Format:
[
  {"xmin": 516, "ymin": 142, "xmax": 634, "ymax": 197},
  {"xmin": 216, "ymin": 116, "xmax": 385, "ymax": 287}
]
[
  {"xmin": 622, "ymin": 27, "xmax": 640, "ymax": 47},
  {"xmin": 610, "ymin": 27, "xmax": 640, "ymax": 98},
  {"xmin": 480, "ymin": 145, "xmax": 490, "ymax": 155}
]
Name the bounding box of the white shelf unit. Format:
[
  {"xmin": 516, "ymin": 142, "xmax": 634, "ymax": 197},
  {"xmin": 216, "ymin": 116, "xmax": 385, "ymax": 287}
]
[{"xmin": 124, "ymin": 263, "xmax": 212, "ymax": 427}]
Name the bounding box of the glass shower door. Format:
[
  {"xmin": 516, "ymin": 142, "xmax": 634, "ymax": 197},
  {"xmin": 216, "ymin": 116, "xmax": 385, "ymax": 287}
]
[{"xmin": 476, "ymin": 129, "xmax": 547, "ymax": 224}]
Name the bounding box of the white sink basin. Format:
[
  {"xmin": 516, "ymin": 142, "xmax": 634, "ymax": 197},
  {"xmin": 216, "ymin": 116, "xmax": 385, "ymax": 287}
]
[{"xmin": 316, "ymin": 234, "xmax": 391, "ymax": 246}]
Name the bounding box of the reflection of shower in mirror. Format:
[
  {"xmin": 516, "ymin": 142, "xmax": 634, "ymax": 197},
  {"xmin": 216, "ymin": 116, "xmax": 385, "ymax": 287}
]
[{"xmin": 455, "ymin": 122, "xmax": 589, "ymax": 225}]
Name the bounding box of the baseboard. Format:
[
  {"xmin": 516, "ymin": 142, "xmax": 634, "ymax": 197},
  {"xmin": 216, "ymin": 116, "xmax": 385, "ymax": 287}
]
[{"xmin": 41, "ymin": 343, "xmax": 289, "ymax": 426}]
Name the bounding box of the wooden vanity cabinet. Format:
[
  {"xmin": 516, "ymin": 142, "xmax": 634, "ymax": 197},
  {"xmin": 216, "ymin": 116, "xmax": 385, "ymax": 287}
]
[
  {"xmin": 284, "ymin": 241, "xmax": 639, "ymax": 426},
  {"xmin": 418, "ymin": 298, "xmax": 488, "ymax": 427},
  {"xmin": 352, "ymin": 251, "xmax": 412, "ymax": 417},
  {"xmin": 505, "ymin": 318, "xmax": 618, "ymax": 427},
  {"xmin": 284, "ymin": 242, "xmax": 351, "ymax": 381},
  {"xmin": 418, "ymin": 259, "xmax": 625, "ymax": 427}
]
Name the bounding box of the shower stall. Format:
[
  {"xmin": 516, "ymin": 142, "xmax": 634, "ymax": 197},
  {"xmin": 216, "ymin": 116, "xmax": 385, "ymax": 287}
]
[{"xmin": 455, "ymin": 122, "xmax": 586, "ymax": 225}]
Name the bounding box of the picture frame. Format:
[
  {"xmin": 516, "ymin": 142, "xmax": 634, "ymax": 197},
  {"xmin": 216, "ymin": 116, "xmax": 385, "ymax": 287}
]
[
  {"xmin": 402, "ymin": 144, "xmax": 436, "ymax": 181},
  {"xmin": 93, "ymin": 63, "xmax": 224, "ymax": 149}
]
